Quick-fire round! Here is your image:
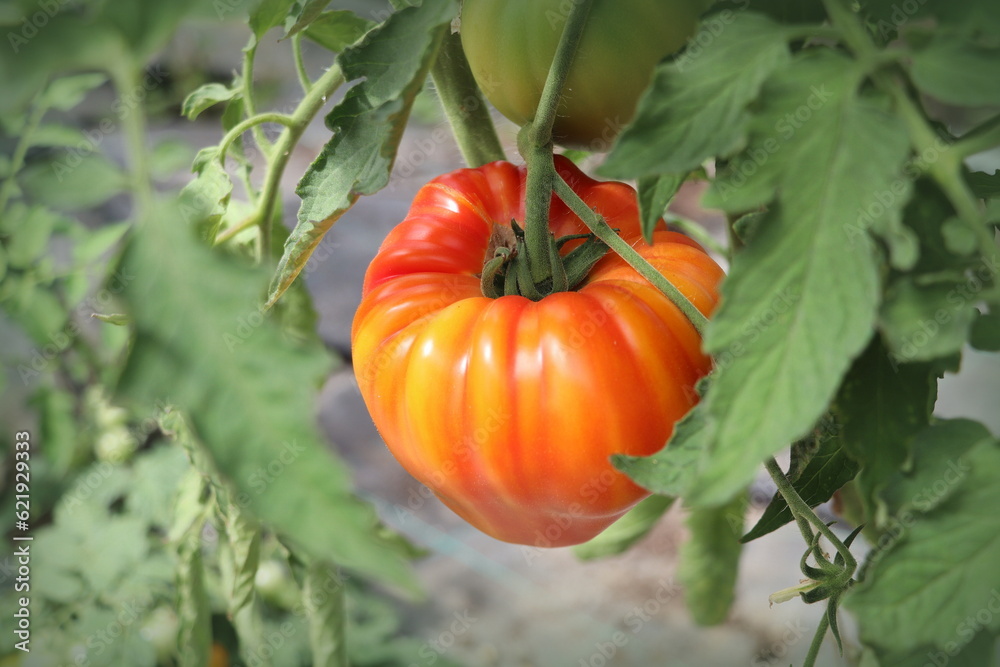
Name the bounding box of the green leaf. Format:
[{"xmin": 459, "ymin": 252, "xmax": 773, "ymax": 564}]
[
  {"xmin": 834, "ymin": 338, "xmax": 937, "ymax": 523},
  {"xmin": 283, "ymin": 0, "xmax": 332, "ymax": 39},
  {"xmin": 222, "ymin": 503, "xmax": 261, "ymax": 617},
  {"xmin": 865, "ymin": 630, "xmax": 999, "ymax": 667},
  {"xmin": 29, "ymin": 124, "xmax": 89, "ymax": 148},
  {"xmin": 4, "ymin": 205, "xmax": 59, "ymax": 269},
  {"xmin": 637, "ymin": 173, "xmax": 685, "ymax": 243},
  {"xmin": 573, "ymin": 495, "xmax": 675, "ymax": 560},
  {"xmin": 967, "ymin": 170, "xmax": 1000, "ymax": 200},
  {"xmin": 742, "ymin": 431, "xmax": 859, "ymax": 542},
  {"xmin": 115, "ymin": 205, "xmax": 419, "ymax": 596},
  {"xmin": 846, "ymin": 420, "xmax": 1000, "ymax": 654},
  {"xmin": 879, "ymin": 277, "xmax": 979, "ymax": 362},
  {"xmin": 910, "ymin": 36, "xmax": 1000, "ymax": 107},
  {"xmin": 971, "ymin": 309, "xmax": 1000, "ymax": 351},
  {"xmin": 176, "ymin": 511, "xmax": 212, "ymax": 667},
  {"xmin": 270, "ymin": 0, "xmax": 456, "ymax": 305},
  {"xmin": 304, "ymin": 561, "xmax": 348, "ymax": 667},
  {"xmin": 41, "ymin": 73, "xmax": 109, "ymax": 111},
  {"xmin": 599, "ymin": 12, "xmax": 790, "ymax": 179},
  {"xmin": 180, "ymin": 149, "xmax": 233, "ymax": 241},
  {"xmin": 19, "ymin": 153, "xmax": 127, "ymax": 211},
  {"xmin": 613, "ymin": 400, "xmax": 708, "ymax": 497},
  {"xmin": 678, "ymin": 492, "xmax": 745, "ymax": 626},
  {"xmin": 876, "ymin": 419, "xmax": 990, "ymax": 518},
  {"xmin": 862, "ymin": 0, "xmax": 1000, "ymax": 36},
  {"xmin": 249, "ymin": 0, "xmax": 297, "ymax": 45},
  {"xmin": 181, "ymin": 82, "xmax": 240, "ymax": 120},
  {"xmin": 304, "ymin": 10, "xmax": 376, "ymax": 53},
  {"xmin": 684, "ymin": 52, "xmax": 911, "ymax": 505}
]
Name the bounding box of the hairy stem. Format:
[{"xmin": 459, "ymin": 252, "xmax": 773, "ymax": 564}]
[
  {"xmin": 765, "ymin": 457, "xmax": 857, "ymax": 575},
  {"xmin": 242, "ymin": 45, "xmax": 273, "ymax": 157},
  {"xmin": 111, "ymin": 61, "xmax": 154, "ymax": 221},
  {"xmin": 521, "ymin": 0, "xmax": 595, "ymax": 285},
  {"xmin": 218, "ymin": 113, "xmax": 296, "ymax": 165},
  {"xmin": 247, "ymin": 64, "xmax": 345, "ymax": 260},
  {"xmin": 292, "ymin": 33, "xmax": 313, "ymax": 93},
  {"xmin": 553, "ymin": 176, "xmax": 710, "ymax": 336},
  {"xmin": 803, "ymin": 612, "xmax": 830, "ymax": 667},
  {"xmin": 430, "ymin": 31, "xmax": 505, "ymax": 167}
]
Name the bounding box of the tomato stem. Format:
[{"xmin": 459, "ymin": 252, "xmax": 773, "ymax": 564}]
[
  {"xmin": 431, "ymin": 31, "xmax": 506, "ymax": 168},
  {"xmin": 521, "ymin": 0, "xmax": 596, "ymax": 286},
  {"xmin": 552, "ymin": 176, "xmax": 710, "ymax": 337},
  {"xmin": 250, "ymin": 63, "xmax": 345, "ymax": 260},
  {"xmin": 802, "ymin": 610, "xmax": 830, "ymax": 667},
  {"xmin": 764, "ymin": 456, "xmax": 857, "ymax": 583}
]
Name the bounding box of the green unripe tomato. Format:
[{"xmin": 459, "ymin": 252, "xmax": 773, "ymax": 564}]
[{"xmin": 460, "ymin": 0, "xmax": 704, "ymax": 149}]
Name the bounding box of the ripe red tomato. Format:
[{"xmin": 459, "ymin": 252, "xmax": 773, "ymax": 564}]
[{"xmin": 352, "ymin": 157, "xmax": 723, "ymax": 546}]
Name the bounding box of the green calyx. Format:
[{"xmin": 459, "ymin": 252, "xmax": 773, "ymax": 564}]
[{"xmin": 480, "ymin": 221, "xmax": 608, "ymax": 300}]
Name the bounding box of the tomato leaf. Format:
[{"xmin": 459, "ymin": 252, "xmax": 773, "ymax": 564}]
[
  {"xmin": 879, "ymin": 277, "xmax": 979, "ymax": 362},
  {"xmin": 116, "ymin": 205, "xmax": 420, "ymax": 596},
  {"xmin": 683, "ymin": 52, "xmax": 912, "ymax": 506},
  {"xmin": 599, "ymin": 12, "xmax": 790, "ymax": 179},
  {"xmin": 181, "ymin": 82, "xmax": 240, "ymax": 120},
  {"xmin": 833, "ymin": 338, "xmax": 938, "ymax": 523},
  {"xmin": 573, "ymin": 495, "xmax": 675, "ymax": 560},
  {"xmin": 846, "ymin": 420, "xmax": 1000, "ymax": 654},
  {"xmin": 304, "ymin": 561, "xmax": 348, "ymax": 667},
  {"xmin": 678, "ymin": 493, "xmax": 745, "ymax": 626},
  {"xmin": 637, "ymin": 173, "xmax": 685, "ymax": 244},
  {"xmin": 613, "ymin": 400, "xmax": 708, "ymax": 497},
  {"xmin": 303, "ymin": 10, "xmax": 376, "ymax": 53},
  {"xmin": 268, "ymin": 0, "xmax": 456, "ymax": 306},
  {"xmin": 861, "ymin": 630, "xmax": 999, "ymax": 667},
  {"xmin": 910, "ymin": 36, "xmax": 1000, "ymax": 107},
  {"xmin": 176, "ymin": 508, "xmax": 212, "ymax": 667},
  {"xmin": 741, "ymin": 432, "xmax": 858, "ymax": 543},
  {"xmin": 970, "ymin": 309, "xmax": 1000, "ymax": 351}
]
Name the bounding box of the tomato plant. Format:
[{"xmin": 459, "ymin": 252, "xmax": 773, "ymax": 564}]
[
  {"xmin": 460, "ymin": 0, "xmax": 705, "ymax": 148},
  {"xmin": 3, "ymin": 0, "xmax": 1000, "ymax": 665},
  {"xmin": 352, "ymin": 157, "xmax": 722, "ymax": 546}
]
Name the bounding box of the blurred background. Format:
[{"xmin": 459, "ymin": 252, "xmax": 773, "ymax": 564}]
[{"xmin": 2, "ymin": 1, "xmax": 999, "ymax": 666}]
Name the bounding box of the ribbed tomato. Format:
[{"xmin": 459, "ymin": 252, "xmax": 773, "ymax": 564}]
[{"xmin": 352, "ymin": 157, "xmax": 723, "ymax": 546}]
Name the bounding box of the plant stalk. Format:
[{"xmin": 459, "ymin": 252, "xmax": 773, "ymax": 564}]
[
  {"xmin": 430, "ymin": 31, "xmax": 505, "ymax": 168},
  {"xmin": 521, "ymin": 0, "xmax": 595, "ymax": 285},
  {"xmin": 553, "ymin": 177, "xmax": 710, "ymax": 336},
  {"xmin": 249, "ymin": 63, "xmax": 345, "ymax": 260},
  {"xmin": 765, "ymin": 457, "xmax": 856, "ymax": 575}
]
